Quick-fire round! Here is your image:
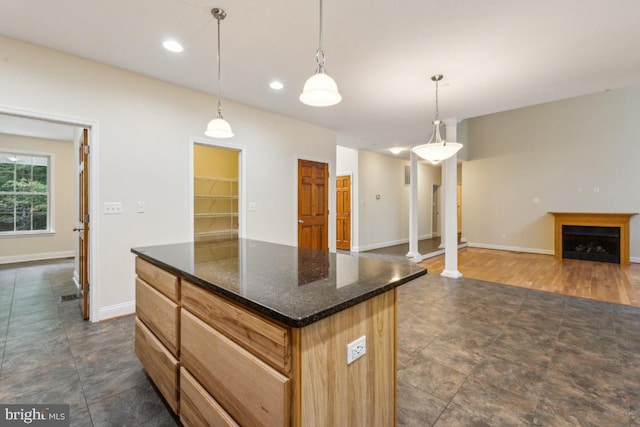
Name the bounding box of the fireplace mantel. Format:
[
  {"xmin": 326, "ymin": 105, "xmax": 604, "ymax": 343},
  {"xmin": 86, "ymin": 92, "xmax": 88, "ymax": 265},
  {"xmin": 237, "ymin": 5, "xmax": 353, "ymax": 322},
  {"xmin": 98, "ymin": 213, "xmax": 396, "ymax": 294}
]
[{"xmin": 548, "ymin": 212, "xmax": 638, "ymax": 265}]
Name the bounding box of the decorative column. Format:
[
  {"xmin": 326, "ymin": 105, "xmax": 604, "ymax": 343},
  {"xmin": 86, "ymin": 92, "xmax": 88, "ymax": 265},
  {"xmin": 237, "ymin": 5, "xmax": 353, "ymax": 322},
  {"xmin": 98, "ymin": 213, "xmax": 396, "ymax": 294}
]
[
  {"xmin": 406, "ymin": 150, "xmax": 421, "ymax": 261},
  {"xmin": 441, "ymin": 119, "xmax": 462, "ymax": 278}
]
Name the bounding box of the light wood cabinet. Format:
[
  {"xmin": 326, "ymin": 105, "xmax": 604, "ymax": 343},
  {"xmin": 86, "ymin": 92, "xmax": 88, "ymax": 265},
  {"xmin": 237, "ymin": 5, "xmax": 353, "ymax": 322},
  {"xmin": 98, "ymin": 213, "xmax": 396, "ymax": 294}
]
[
  {"xmin": 135, "ymin": 319, "xmax": 179, "ymax": 412},
  {"xmin": 182, "ymin": 310, "xmax": 290, "ymax": 427},
  {"xmin": 136, "ymin": 278, "xmax": 179, "ymax": 356},
  {"xmin": 182, "ymin": 280, "xmax": 291, "ymax": 373},
  {"xmin": 135, "ymin": 256, "xmax": 398, "ymax": 427},
  {"xmin": 299, "ymin": 290, "xmax": 396, "ymax": 426},
  {"xmin": 135, "ymin": 257, "xmax": 179, "ymax": 302},
  {"xmin": 180, "ymin": 367, "xmax": 240, "ymax": 427}
]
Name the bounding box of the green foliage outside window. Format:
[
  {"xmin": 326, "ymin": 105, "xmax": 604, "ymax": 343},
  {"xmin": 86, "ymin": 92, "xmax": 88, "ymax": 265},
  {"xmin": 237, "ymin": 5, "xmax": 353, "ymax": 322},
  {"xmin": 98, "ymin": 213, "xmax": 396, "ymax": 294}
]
[{"xmin": 0, "ymin": 153, "xmax": 50, "ymax": 233}]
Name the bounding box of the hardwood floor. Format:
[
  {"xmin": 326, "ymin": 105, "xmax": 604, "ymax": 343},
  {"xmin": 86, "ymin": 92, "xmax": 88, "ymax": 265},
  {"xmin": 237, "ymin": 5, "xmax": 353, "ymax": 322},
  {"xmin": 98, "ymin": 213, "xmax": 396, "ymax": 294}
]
[{"xmin": 419, "ymin": 247, "xmax": 640, "ymax": 307}]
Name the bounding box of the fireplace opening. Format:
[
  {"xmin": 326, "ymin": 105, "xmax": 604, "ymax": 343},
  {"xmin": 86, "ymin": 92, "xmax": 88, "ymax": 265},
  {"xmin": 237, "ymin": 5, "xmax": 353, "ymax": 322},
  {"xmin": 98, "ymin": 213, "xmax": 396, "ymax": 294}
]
[{"xmin": 562, "ymin": 225, "xmax": 620, "ymax": 264}]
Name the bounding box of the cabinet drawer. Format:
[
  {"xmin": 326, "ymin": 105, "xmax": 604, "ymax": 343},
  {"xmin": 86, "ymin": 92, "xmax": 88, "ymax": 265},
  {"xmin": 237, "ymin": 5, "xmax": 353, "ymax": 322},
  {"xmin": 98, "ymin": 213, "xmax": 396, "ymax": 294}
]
[
  {"xmin": 136, "ymin": 278, "xmax": 179, "ymax": 356},
  {"xmin": 135, "ymin": 257, "xmax": 179, "ymax": 302},
  {"xmin": 181, "ymin": 310, "xmax": 290, "ymax": 427},
  {"xmin": 182, "ymin": 280, "xmax": 291, "ymax": 373},
  {"xmin": 180, "ymin": 367, "xmax": 239, "ymax": 427},
  {"xmin": 135, "ymin": 318, "xmax": 179, "ymax": 413}
]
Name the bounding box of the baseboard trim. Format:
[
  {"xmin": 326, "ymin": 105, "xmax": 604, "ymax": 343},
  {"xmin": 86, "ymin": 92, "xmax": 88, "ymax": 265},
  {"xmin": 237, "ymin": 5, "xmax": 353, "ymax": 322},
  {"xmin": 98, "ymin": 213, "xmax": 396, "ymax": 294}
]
[
  {"xmin": 356, "ymin": 234, "xmax": 434, "ymax": 252},
  {"xmin": 419, "ymin": 243, "xmax": 468, "ymax": 262},
  {"xmin": 463, "ymin": 243, "xmax": 640, "ymax": 264},
  {"xmin": 467, "ymin": 243, "xmax": 553, "ymax": 255},
  {"xmin": 0, "ymin": 250, "xmax": 75, "ymax": 265},
  {"xmin": 98, "ymin": 301, "xmax": 135, "ymax": 321}
]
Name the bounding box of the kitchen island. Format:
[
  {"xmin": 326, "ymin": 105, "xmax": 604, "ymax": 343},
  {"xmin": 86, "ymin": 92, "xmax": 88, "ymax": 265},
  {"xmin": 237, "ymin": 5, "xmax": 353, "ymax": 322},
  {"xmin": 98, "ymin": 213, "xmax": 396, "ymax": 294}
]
[{"xmin": 131, "ymin": 239, "xmax": 426, "ymax": 427}]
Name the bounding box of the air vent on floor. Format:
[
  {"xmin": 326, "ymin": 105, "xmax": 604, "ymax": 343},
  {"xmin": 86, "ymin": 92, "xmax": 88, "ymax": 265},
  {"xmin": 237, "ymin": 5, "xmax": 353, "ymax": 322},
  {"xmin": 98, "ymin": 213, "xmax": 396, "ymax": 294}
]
[{"xmin": 59, "ymin": 293, "xmax": 80, "ymax": 302}]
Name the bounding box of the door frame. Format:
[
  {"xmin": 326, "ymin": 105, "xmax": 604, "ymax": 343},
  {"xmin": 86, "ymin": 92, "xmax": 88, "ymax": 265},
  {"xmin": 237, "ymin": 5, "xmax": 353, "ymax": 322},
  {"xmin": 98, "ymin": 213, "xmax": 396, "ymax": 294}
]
[
  {"xmin": 0, "ymin": 104, "xmax": 101, "ymax": 322},
  {"xmin": 335, "ymin": 173, "xmax": 353, "ymax": 251},
  {"xmin": 189, "ymin": 137, "xmax": 246, "ymax": 240}
]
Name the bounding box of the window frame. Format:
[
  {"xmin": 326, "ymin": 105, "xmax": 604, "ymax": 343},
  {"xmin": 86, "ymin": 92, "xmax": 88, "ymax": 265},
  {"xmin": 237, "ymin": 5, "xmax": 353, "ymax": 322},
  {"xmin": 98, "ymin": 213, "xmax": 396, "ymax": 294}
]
[{"xmin": 0, "ymin": 149, "xmax": 54, "ymax": 237}]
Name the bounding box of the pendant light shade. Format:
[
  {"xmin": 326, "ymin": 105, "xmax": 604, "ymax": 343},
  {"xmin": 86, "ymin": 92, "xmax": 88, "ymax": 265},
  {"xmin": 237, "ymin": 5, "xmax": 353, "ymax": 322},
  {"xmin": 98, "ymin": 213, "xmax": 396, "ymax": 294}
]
[
  {"xmin": 205, "ymin": 115, "xmax": 234, "ymax": 138},
  {"xmin": 205, "ymin": 8, "xmax": 233, "ymax": 138},
  {"xmin": 300, "ymin": 72, "xmax": 342, "ymax": 107},
  {"xmin": 412, "ymin": 75, "xmax": 462, "ymax": 162},
  {"xmin": 300, "ymin": 0, "xmax": 342, "ymax": 107}
]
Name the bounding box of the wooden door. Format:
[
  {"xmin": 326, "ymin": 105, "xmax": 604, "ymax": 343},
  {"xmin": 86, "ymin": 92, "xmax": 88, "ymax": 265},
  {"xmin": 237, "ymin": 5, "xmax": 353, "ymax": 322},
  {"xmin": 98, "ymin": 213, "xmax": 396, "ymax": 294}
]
[
  {"xmin": 298, "ymin": 159, "xmax": 328, "ymax": 251},
  {"xmin": 335, "ymin": 175, "xmax": 351, "ymax": 250},
  {"xmin": 78, "ymin": 129, "xmax": 90, "ymax": 320}
]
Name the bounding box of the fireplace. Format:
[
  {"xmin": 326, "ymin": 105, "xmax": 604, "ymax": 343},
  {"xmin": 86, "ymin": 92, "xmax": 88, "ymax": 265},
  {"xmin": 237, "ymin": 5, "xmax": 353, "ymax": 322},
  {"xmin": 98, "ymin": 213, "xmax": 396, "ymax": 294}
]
[
  {"xmin": 562, "ymin": 225, "xmax": 620, "ymax": 263},
  {"xmin": 549, "ymin": 212, "xmax": 637, "ymax": 265}
]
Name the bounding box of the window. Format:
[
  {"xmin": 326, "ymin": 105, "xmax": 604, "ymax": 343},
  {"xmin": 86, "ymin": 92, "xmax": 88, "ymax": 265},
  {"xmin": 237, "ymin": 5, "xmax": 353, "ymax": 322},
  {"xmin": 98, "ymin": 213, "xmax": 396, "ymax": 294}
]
[{"xmin": 0, "ymin": 152, "xmax": 50, "ymax": 234}]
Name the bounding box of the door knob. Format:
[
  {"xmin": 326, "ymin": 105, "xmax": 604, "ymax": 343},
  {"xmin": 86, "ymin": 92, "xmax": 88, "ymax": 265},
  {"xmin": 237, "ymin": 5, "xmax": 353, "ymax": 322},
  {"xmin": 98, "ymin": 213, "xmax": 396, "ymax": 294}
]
[
  {"xmin": 298, "ymin": 220, "xmax": 304, "ymax": 223},
  {"xmin": 73, "ymin": 227, "xmax": 82, "ymax": 232}
]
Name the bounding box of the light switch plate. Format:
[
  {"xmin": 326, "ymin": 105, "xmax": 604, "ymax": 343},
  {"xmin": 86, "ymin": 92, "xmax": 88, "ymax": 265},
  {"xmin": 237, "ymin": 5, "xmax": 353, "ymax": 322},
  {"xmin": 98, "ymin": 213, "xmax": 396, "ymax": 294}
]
[{"xmin": 104, "ymin": 202, "xmax": 122, "ymax": 214}]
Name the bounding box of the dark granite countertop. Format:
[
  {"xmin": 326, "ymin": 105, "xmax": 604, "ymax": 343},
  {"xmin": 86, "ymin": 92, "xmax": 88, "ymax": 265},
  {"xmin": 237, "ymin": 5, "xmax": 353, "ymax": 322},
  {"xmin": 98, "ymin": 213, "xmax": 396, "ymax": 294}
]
[{"xmin": 131, "ymin": 239, "xmax": 426, "ymax": 327}]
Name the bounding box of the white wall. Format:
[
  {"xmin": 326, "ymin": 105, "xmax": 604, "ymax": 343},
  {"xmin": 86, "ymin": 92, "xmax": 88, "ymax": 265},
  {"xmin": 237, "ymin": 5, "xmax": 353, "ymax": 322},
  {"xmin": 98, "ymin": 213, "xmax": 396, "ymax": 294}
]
[
  {"xmin": 0, "ymin": 133, "xmax": 75, "ymax": 262},
  {"xmin": 356, "ymin": 150, "xmax": 438, "ymax": 251},
  {"xmin": 463, "ymin": 83, "xmax": 640, "ymax": 258},
  {"xmin": 0, "ymin": 36, "xmax": 336, "ymax": 319}
]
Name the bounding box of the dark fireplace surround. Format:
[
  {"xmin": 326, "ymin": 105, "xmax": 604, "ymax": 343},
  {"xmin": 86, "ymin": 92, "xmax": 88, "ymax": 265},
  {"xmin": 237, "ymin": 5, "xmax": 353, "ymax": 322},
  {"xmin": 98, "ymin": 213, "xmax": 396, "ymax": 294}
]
[{"xmin": 549, "ymin": 212, "xmax": 637, "ymax": 265}]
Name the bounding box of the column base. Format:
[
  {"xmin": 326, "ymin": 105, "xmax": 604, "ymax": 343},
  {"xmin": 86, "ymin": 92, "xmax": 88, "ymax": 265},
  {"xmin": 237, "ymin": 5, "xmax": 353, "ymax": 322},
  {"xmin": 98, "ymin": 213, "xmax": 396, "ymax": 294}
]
[
  {"xmin": 441, "ymin": 270, "xmax": 462, "ymax": 279},
  {"xmin": 406, "ymin": 252, "xmax": 423, "ymax": 262}
]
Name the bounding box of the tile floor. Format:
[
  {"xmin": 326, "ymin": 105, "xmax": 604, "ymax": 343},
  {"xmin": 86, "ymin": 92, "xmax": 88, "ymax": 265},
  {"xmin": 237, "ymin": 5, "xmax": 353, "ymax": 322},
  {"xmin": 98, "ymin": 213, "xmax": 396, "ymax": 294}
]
[
  {"xmin": 397, "ymin": 274, "xmax": 640, "ymax": 426},
  {"xmin": 1, "ymin": 258, "xmax": 639, "ymax": 426},
  {"xmin": 0, "ymin": 259, "xmax": 177, "ymax": 426}
]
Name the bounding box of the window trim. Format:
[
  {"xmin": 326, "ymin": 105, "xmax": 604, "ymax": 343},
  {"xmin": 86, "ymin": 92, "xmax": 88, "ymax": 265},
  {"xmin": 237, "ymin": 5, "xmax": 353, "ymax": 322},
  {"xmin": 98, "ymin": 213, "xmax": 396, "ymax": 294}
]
[{"xmin": 0, "ymin": 149, "xmax": 54, "ymax": 236}]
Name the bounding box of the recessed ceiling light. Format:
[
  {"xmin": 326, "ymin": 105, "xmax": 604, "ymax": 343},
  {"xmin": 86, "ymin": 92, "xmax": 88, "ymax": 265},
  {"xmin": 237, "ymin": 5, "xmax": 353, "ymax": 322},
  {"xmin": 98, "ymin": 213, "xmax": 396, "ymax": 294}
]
[
  {"xmin": 389, "ymin": 147, "xmax": 405, "ymax": 155},
  {"xmin": 269, "ymin": 81, "xmax": 284, "ymax": 90},
  {"xmin": 162, "ymin": 40, "xmax": 184, "ymax": 53}
]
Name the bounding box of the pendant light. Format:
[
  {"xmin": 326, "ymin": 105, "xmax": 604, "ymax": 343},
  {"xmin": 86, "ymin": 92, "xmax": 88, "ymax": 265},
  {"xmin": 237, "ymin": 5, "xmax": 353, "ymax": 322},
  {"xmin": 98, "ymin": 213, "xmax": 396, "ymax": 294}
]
[
  {"xmin": 205, "ymin": 8, "xmax": 234, "ymax": 138},
  {"xmin": 299, "ymin": 0, "xmax": 342, "ymax": 107},
  {"xmin": 412, "ymin": 75, "xmax": 462, "ymax": 162}
]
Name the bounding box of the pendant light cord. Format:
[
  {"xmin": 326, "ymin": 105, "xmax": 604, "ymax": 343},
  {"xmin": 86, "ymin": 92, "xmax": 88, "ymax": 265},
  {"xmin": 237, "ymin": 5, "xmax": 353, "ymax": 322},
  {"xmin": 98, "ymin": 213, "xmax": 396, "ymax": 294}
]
[
  {"xmin": 216, "ymin": 14, "xmax": 223, "ymax": 116},
  {"xmin": 316, "ymin": 0, "xmax": 325, "ymax": 73},
  {"xmin": 434, "ymin": 78, "xmax": 439, "ymax": 121}
]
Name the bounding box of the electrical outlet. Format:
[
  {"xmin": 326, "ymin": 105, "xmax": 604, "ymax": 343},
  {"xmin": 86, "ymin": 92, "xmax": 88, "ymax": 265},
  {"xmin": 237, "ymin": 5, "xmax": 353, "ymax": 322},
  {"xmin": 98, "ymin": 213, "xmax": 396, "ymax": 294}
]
[{"xmin": 347, "ymin": 335, "xmax": 366, "ymax": 364}]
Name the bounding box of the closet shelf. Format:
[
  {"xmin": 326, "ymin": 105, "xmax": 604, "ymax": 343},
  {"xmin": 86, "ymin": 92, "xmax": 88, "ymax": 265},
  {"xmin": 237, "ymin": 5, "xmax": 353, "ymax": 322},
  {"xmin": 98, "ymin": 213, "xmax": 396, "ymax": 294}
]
[
  {"xmin": 194, "ymin": 176, "xmax": 238, "ymax": 183},
  {"xmin": 194, "ymin": 229, "xmax": 238, "ymax": 238},
  {"xmin": 194, "ymin": 195, "xmax": 238, "ymax": 200},
  {"xmin": 194, "ymin": 213, "xmax": 239, "ymax": 218}
]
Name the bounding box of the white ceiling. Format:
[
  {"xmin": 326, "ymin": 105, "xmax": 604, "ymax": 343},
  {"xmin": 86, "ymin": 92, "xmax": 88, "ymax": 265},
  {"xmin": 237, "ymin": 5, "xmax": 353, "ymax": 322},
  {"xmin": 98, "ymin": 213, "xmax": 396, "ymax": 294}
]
[{"xmin": 1, "ymin": 0, "xmax": 640, "ymax": 153}]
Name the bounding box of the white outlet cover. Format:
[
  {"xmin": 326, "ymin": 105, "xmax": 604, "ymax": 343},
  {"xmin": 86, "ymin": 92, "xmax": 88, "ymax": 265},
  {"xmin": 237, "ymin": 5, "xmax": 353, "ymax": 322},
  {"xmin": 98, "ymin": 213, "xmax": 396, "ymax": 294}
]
[{"xmin": 347, "ymin": 335, "xmax": 366, "ymax": 364}]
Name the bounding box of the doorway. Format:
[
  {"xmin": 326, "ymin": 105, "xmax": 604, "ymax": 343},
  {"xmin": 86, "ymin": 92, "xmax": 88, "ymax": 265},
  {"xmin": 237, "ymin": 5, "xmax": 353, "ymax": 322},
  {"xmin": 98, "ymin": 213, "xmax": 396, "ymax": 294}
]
[
  {"xmin": 193, "ymin": 144, "xmax": 240, "ymax": 242},
  {"xmin": 297, "ymin": 159, "xmax": 328, "ymax": 251},
  {"xmin": 0, "ymin": 108, "xmax": 98, "ymax": 321},
  {"xmin": 432, "ymin": 184, "xmax": 440, "ymax": 237}
]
